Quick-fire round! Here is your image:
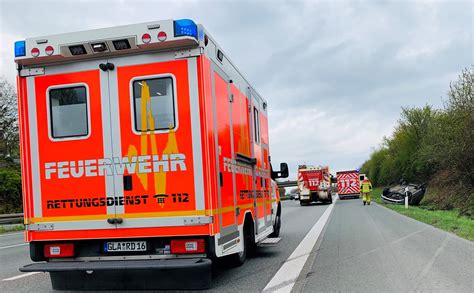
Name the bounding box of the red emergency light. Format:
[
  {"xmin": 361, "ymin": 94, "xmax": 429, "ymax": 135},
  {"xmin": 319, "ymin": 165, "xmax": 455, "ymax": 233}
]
[
  {"xmin": 45, "ymin": 46, "xmax": 54, "ymax": 56},
  {"xmin": 142, "ymin": 33, "xmax": 151, "ymax": 44},
  {"xmin": 157, "ymin": 31, "xmax": 167, "ymax": 42},
  {"xmin": 31, "ymin": 48, "xmax": 40, "ymax": 57}
]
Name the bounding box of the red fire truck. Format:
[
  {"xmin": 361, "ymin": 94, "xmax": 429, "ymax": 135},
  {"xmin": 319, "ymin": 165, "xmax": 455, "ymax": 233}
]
[
  {"xmin": 297, "ymin": 165, "xmax": 332, "ymax": 205},
  {"xmin": 14, "ymin": 19, "xmax": 288, "ymax": 290},
  {"xmin": 336, "ymin": 170, "xmax": 362, "ymax": 199}
]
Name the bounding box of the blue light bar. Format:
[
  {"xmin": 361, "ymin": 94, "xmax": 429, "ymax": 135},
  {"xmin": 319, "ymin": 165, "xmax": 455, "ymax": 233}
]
[
  {"xmin": 174, "ymin": 19, "xmax": 198, "ymax": 39},
  {"xmin": 14, "ymin": 40, "xmax": 26, "ymax": 57}
]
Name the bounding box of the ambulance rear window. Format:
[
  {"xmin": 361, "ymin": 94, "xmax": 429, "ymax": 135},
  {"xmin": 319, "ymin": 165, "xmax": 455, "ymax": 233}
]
[
  {"xmin": 49, "ymin": 86, "xmax": 88, "ymax": 139},
  {"xmin": 132, "ymin": 77, "xmax": 175, "ymax": 132}
]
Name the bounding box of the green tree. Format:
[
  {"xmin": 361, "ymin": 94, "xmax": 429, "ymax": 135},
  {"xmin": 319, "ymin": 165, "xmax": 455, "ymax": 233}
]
[{"xmin": 360, "ymin": 67, "xmax": 473, "ymax": 217}]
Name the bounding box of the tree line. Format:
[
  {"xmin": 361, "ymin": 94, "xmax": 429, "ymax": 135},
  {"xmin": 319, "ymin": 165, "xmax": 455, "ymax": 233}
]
[
  {"xmin": 0, "ymin": 79, "xmax": 21, "ymax": 213},
  {"xmin": 360, "ymin": 67, "xmax": 473, "ymax": 217}
]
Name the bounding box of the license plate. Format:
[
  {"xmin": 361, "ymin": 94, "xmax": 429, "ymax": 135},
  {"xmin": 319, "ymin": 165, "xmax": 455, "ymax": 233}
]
[{"xmin": 104, "ymin": 241, "xmax": 147, "ymax": 252}]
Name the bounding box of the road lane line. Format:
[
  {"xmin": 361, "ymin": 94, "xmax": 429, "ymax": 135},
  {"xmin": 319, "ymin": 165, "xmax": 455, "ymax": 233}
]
[
  {"xmin": 0, "ymin": 243, "xmax": 28, "ymax": 250},
  {"xmin": 0, "ymin": 231, "xmax": 24, "ymax": 238},
  {"xmin": 3, "ymin": 272, "xmax": 40, "ymax": 281},
  {"xmin": 263, "ymin": 197, "xmax": 338, "ymax": 293},
  {"xmin": 413, "ymin": 233, "xmax": 450, "ymax": 290}
]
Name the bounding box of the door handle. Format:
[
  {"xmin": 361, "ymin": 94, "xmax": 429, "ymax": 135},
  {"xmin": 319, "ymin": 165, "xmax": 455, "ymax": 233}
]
[
  {"xmin": 99, "ymin": 62, "xmax": 115, "ymax": 71},
  {"xmin": 123, "ymin": 175, "xmax": 132, "ymax": 191},
  {"xmin": 219, "ymin": 172, "xmax": 223, "ymax": 187},
  {"xmin": 107, "ymin": 218, "xmax": 123, "ymax": 224}
]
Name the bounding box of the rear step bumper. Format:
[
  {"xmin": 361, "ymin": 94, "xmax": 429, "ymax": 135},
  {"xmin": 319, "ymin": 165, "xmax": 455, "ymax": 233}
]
[{"xmin": 20, "ymin": 258, "xmax": 212, "ymax": 290}]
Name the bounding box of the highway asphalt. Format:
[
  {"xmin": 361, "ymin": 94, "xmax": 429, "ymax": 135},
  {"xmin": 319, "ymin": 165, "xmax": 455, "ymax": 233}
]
[{"xmin": 0, "ymin": 197, "xmax": 472, "ymax": 292}]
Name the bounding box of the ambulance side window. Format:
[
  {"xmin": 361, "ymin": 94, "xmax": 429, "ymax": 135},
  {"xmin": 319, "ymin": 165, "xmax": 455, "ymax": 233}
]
[
  {"xmin": 132, "ymin": 77, "xmax": 175, "ymax": 131},
  {"xmin": 253, "ymin": 107, "xmax": 260, "ymax": 144},
  {"xmin": 49, "ymin": 86, "xmax": 88, "ymax": 139}
]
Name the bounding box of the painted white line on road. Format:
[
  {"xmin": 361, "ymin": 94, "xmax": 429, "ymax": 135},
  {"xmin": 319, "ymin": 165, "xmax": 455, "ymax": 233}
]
[
  {"xmin": 0, "ymin": 243, "xmax": 28, "ymax": 250},
  {"xmin": 0, "ymin": 231, "xmax": 24, "ymax": 238},
  {"xmin": 263, "ymin": 197, "xmax": 338, "ymax": 292},
  {"xmin": 2, "ymin": 272, "xmax": 40, "ymax": 281}
]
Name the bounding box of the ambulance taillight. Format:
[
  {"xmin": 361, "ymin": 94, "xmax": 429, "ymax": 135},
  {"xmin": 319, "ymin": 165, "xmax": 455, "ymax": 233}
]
[
  {"xmin": 44, "ymin": 243, "xmax": 75, "ymax": 258},
  {"xmin": 170, "ymin": 239, "xmax": 205, "ymax": 254}
]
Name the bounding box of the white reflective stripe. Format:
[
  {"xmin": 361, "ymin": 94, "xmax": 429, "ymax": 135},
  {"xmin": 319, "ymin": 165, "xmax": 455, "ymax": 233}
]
[
  {"xmin": 100, "ymin": 70, "xmax": 115, "ymax": 215},
  {"xmin": 107, "ymin": 67, "xmax": 124, "ymax": 214},
  {"xmin": 27, "ymin": 77, "xmax": 42, "ymax": 218},
  {"xmin": 28, "ymin": 220, "xmax": 113, "ymax": 231},
  {"xmin": 188, "ymin": 58, "xmax": 205, "ymax": 211},
  {"xmin": 26, "ymin": 216, "xmax": 212, "ymax": 231},
  {"xmin": 118, "ymin": 216, "xmax": 212, "ymax": 229}
]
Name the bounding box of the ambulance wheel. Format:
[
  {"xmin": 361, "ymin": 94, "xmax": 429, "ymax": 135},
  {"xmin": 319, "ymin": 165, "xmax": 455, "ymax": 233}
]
[
  {"xmin": 229, "ymin": 219, "xmax": 253, "ymax": 266},
  {"xmin": 230, "ymin": 240, "xmax": 246, "ymax": 267},
  {"xmin": 269, "ymin": 205, "xmax": 281, "ymax": 238}
]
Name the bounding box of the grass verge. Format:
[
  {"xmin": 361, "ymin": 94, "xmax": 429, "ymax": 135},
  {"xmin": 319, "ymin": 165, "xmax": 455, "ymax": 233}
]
[
  {"xmin": 371, "ymin": 187, "xmax": 474, "ymax": 242},
  {"xmin": 0, "ymin": 224, "xmax": 24, "ymax": 234}
]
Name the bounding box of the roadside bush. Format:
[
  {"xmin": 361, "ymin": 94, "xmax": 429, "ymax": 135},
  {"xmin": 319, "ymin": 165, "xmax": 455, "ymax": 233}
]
[
  {"xmin": 361, "ymin": 67, "xmax": 473, "ymax": 218},
  {"xmin": 0, "ymin": 168, "xmax": 22, "ymax": 214}
]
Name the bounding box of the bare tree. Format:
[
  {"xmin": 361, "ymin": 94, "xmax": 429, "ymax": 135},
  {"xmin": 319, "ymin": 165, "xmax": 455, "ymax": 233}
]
[{"xmin": 0, "ymin": 78, "xmax": 19, "ymax": 159}]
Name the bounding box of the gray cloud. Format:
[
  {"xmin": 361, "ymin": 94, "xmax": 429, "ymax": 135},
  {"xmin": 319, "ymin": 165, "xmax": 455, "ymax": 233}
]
[{"xmin": 1, "ymin": 0, "xmax": 472, "ymax": 178}]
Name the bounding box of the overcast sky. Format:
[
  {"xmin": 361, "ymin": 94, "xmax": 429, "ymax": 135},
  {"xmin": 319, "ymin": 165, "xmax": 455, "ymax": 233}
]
[{"xmin": 0, "ymin": 0, "xmax": 472, "ymax": 178}]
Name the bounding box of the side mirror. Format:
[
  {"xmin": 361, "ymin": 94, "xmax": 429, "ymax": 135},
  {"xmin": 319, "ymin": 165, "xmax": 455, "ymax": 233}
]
[
  {"xmin": 279, "ymin": 163, "xmax": 289, "ymax": 178},
  {"xmin": 270, "ymin": 162, "xmax": 289, "ymax": 179}
]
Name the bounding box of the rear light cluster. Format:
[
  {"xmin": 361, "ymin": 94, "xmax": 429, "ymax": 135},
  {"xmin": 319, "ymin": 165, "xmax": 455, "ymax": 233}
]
[
  {"xmin": 44, "ymin": 243, "xmax": 74, "ymax": 258},
  {"xmin": 170, "ymin": 239, "xmax": 205, "ymax": 254}
]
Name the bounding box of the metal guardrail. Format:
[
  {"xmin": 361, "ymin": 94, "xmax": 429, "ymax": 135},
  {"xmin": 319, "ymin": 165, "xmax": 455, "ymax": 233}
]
[{"xmin": 0, "ymin": 213, "xmax": 24, "ymax": 224}]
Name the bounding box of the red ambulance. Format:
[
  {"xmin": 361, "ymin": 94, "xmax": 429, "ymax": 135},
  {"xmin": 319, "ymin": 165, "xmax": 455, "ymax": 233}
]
[
  {"xmin": 14, "ymin": 19, "xmax": 288, "ymax": 290},
  {"xmin": 336, "ymin": 170, "xmax": 361, "ymax": 199}
]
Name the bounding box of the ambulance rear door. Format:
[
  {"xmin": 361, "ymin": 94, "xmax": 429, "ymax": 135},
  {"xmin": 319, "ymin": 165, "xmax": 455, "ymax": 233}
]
[
  {"xmin": 25, "ymin": 59, "xmax": 118, "ymax": 234},
  {"xmin": 107, "ymin": 52, "xmax": 208, "ymax": 232}
]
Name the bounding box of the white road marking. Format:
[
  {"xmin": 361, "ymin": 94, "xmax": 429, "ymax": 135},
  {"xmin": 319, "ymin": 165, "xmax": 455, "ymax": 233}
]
[
  {"xmin": 0, "ymin": 231, "xmax": 23, "ymax": 238},
  {"xmin": 263, "ymin": 196, "xmax": 338, "ymax": 292},
  {"xmin": 0, "ymin": 243, "xmax": 28, "ymax": 250},
  {"xmin": 2, "ymin": 272, "xmax": 40, "ymax": 281},
  {"xmin": 413, "ymin": 233, "xmax": 450, "ymax": 290}
]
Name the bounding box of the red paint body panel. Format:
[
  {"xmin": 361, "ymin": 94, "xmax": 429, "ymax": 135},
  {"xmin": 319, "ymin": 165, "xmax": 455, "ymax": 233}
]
[
  {"xmin": 300, "ymin": 170, "xmax": 324, "ymax": 192},
  {"xmin": 337, "ymin": 170, "xmax": 360, "ymax": 195}
]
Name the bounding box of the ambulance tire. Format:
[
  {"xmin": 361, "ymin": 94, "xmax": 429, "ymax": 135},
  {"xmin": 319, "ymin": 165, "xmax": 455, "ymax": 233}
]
[
  {"xmin": 229, "ymin": 218, "xmax": 254, "ymax": 266},
  {"xmin": 269, "ymin": 204, "xmax": 281, "ymax": 238}
]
